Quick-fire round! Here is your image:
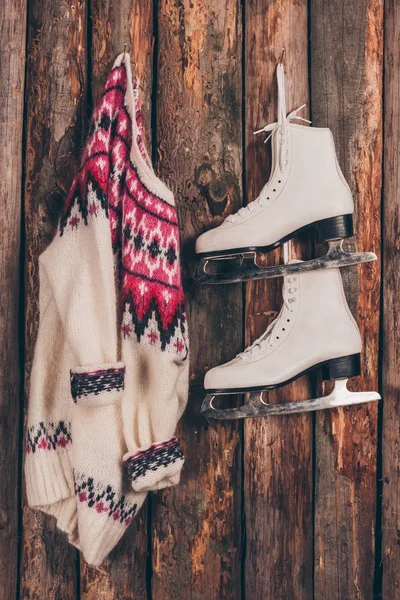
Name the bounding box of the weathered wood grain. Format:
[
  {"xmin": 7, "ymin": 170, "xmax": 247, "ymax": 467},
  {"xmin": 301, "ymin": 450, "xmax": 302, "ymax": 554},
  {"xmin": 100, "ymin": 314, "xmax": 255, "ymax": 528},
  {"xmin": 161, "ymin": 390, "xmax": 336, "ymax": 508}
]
[
  {"xmin": 243, "ymin": 2, "xmax": 313, "ymax": 599},
  {"xmin": 91, "ymin": 0, "xmax": 153, "ymax": 137},
  {"xmin": 79, "ymin": 3, "xmax": 154, "ymax": 597},
  {"xmin": 20, "ymin": 0, "xmax": 87, "ymax": 597},
  {"xmin": 0, "ymin": 0, "xmax": 26, "ymax": 598},
  {"xmin": 151, "ymin": 1, "xmax": 243, "ymax": 598},
  {"xmin": 310, "ymin": 1, "xmax": 383, "ymax": 598},
  {"xmin": 8, "ymin": 1, "xmax": 391, "ymax": 597},
  {"xmin": 80, "ymin": 520, "xmax": 147, "ymax": 600},
  {"xmin": 381, "ymin": 0, "xmax": 400, "ymax": 596}
]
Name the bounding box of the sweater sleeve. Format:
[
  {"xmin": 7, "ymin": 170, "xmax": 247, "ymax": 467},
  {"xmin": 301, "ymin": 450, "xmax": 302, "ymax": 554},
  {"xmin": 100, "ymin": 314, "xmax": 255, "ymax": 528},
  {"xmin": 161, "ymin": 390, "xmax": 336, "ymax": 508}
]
[
  {"xmin": 112, "ymin": 51, "xmax": 189, "ymax": 494},
  {"xmin": 121, "ymin": 336, "xmax": 189, "ymax": 493},
  {"xmin": 119, "ymin": 179, "xmax": 189, "ymax": 494},
  {"xmin": 118, "ymin": 168, "xmax": 189, "ymax": 492}
]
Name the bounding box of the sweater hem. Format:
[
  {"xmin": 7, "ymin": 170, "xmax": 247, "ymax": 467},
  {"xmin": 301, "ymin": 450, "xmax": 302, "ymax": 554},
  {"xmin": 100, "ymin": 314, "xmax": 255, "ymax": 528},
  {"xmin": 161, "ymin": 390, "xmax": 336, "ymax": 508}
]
[{"xmin": 74, "ymin": 473, "xmax": 147, "ymax": 565}]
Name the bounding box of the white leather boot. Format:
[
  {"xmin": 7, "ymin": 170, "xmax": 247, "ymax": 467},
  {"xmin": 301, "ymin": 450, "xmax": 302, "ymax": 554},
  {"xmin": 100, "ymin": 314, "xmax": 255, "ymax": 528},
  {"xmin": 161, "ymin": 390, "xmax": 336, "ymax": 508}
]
[
  {"xmin": 197, "ymin": 121, "xmax": 353, "ymax": 257},
  {"xmin": 204, "ymin": 266, "xmax": 362, "ymax": 393},
  {"xmin": 195, "ymin": 64, "xmax": 376, "ymax": 285}
]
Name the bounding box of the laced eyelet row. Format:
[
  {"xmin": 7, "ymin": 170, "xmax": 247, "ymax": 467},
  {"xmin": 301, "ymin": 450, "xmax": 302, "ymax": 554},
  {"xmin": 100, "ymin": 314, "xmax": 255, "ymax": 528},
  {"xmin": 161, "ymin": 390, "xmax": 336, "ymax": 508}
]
[{"xmin": 229, "ymin": 174, "xmax": 286, "ymax": 222}]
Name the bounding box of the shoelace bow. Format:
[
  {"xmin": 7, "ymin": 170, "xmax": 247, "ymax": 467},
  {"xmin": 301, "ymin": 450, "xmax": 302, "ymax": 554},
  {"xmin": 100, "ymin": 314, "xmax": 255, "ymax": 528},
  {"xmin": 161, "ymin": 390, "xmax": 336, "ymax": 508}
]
[
  {"xmin": 227, "ymin": 63, "xmax": 310, "ymax": 225},
  {"xmin": 254, "ymin": 63, "xmax": 311, "ymax": 171}
]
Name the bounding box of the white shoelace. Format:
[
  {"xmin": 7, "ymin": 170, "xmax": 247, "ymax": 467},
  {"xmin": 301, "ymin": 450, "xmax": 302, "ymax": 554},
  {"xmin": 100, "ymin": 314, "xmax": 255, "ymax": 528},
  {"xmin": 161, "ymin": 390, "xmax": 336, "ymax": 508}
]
[
  {"xmin": 254, "ymin": 63, "xmax": 311, "ymax": 172},
  {"xmin": 227, "ymin": 63, "xmax": 310, "ymax": 225},
  {"xmin": 239, "ymin": 283, "xmax": 293, "ymax": 361},
  {"xmin": 239, "ymin": 244, "xmax": 293, "ymax": 362}
]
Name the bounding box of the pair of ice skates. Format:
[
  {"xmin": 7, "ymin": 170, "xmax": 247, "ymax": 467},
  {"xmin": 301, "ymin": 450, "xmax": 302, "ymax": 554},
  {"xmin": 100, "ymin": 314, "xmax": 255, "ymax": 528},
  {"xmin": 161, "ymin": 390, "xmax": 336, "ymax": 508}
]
[{"xmin": 195, "ymin": 63, "xmax": 380, "ymax": 419}]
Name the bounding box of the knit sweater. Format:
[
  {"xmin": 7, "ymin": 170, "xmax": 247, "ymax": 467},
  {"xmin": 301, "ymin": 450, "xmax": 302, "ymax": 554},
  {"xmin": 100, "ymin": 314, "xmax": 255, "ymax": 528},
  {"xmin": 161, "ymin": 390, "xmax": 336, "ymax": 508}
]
[{"xmin": 25, "ymin": 53, "xmax": 189, "ymax": 566}]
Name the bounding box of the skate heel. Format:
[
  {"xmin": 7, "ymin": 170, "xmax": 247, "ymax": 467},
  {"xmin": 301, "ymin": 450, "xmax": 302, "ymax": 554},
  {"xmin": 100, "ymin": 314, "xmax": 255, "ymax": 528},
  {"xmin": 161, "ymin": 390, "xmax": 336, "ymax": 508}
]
[
  {"xmin": 315, "ymin": 214, "xmax": 353, "ymax": 243},
  {"xmin": 322, "ymin": 353, "xmax": 361, "ymax": 381}
]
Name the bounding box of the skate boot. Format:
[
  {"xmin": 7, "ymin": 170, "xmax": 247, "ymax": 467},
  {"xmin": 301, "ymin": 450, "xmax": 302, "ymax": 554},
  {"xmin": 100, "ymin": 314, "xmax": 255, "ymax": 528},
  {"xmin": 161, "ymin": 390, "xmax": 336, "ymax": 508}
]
[
  {"xmin": 201, "ymin": 266, "xmax": 380, "ymax": 419},
  {"xmin": 195, "ymin": 63, "xmax": 376, "ymax": 285}
]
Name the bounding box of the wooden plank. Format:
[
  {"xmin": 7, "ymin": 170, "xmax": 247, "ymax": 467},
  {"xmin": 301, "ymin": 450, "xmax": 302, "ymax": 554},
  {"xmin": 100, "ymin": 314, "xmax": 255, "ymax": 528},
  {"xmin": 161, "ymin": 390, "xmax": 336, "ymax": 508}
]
[
  {"xmin": 0, "ymin": 0, "xmax": 27, "ymax": 598},
  {"xmin": 80, "ymin": 519, "xmax": 147, "ymax": 600},
  {"xmin": 20, "ymin": 1, "xmax": 87, "ymax": 597},
  {"xmin": 80, "ymin": 3, "xmax": 153, "ymax": 597},
  {"xmin": 151, "ymin": 1, "xmax": 243, "ymax": 598},
  {"xmin": 91, "ymin": 0, "xmax": 153, "ymax": 137},
  {"xmin": 381, "ymin": 0, "xmax": 400, "ymax": 596},
  {"xmin": 243, "ymin": 3, "xmax": 313, "ymax": 599},
  {"xmin": 310, "ymin": 1, "xmax": 383, "ymax": 598}
]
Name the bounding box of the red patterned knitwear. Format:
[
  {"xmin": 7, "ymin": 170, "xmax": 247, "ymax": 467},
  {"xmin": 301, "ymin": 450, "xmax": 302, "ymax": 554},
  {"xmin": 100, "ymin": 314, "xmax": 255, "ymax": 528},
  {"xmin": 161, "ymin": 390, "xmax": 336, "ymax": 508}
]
[{"xmin": 25, "ymin": 53, "xmax": 189, "ymax": 566}]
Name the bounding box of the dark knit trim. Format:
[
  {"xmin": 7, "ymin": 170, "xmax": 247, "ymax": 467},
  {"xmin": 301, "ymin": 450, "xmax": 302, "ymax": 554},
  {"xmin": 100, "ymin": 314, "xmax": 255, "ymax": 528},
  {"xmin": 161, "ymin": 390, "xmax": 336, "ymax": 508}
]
[
  {"xmin": 70, "ymin": 366, "xmax": 125, "ymax": 401},
  {"xmin": 124, "ymin": 437, "xmax": 184, "ymax": 483},
  {"xmin": 26, "ymin": 420, "xmax": 71, "ymax": 453},
  {"xmin": 74, "ymin": 474, "xmax": 137, "ymax": 526}
]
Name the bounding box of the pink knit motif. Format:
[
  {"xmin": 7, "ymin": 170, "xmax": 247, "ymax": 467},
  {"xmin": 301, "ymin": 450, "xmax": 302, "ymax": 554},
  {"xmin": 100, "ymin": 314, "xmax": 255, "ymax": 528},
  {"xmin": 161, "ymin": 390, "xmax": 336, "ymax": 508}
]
[
  {"xmin": 59, "ymin": 62, "xmax": 188, "ymax": 356},
  {"xmin": 121, "ymin": 157, "xmax": 186, "ymax": 350}
]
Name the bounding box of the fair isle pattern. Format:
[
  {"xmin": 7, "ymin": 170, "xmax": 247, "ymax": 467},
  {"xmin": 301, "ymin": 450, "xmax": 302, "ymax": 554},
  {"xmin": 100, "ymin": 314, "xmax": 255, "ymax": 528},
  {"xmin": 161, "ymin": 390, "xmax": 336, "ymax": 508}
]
[
  {"xmin": 26, "ymin": 421, "xmax": 72, "ymax": 454},
  {"xmin": 120, "ymin": 119, "xmax": 188, "ymax": 354},
  {"xmin": 124, "ymin": 436, "xmax": 184, "ymax": 483},
  {"xmin": 70, "ymin": 366, "xmax": 125, "ymax": 402},
  {"xmin": 121, "ymin": 300, "xmax": 188, "ymax": 355},
  {"xmin": 59, "ymin": 66, "xmax": 128, "ymax": 237},
  {"xmin": 74, "ymin": 474, "xmax": 137, "ymax": 527},
  {"xmin": 57, "ymin": 59, "xmax": 188, "ymax": 355}
]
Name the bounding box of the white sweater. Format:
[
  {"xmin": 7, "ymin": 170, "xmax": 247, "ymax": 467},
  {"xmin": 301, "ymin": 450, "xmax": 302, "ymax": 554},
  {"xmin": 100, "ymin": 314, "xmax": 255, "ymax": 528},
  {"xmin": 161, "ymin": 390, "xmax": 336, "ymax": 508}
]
[{"xmin": 25, "ymin": 53, "xmax": 189, "ymax": 566}]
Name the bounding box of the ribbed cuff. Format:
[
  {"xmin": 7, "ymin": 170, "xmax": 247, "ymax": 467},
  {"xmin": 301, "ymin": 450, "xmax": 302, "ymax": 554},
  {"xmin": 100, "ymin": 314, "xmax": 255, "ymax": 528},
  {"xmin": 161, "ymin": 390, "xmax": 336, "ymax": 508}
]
[
  {"xmin": 70, "ymin": 362, "xmax": 125, "ymax": 407},
  {"xmin": 25, "ymin": 443, "xmax": 74, "ymax": 508},
  {"xmin": 123, "ymin": 437, "xmax": 184, "ymax": 493}
]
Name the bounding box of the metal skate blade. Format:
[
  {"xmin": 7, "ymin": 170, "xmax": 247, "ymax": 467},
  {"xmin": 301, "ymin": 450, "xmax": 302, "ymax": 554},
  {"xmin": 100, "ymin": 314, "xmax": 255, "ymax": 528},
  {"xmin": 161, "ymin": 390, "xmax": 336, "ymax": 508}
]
[
  {"xmin": 195, "ymin": 240, "xmax": 377, "ymax": 285},
  {"xmin": 201, "ymin": 380, "xmax": 381, "ymax": 420},
  {"xmin": 195, "ymin": 252, "xmax": 257, "ymax": 285}
]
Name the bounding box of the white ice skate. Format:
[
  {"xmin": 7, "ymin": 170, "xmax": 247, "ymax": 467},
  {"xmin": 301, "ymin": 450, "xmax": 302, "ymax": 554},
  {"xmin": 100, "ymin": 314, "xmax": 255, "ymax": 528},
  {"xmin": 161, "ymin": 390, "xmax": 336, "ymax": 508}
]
[
  {"xmin": 195, "ymin": 63, "xmax": 376, "ymax": 285},
  {"xmin": 201, "ymin": 265, "xmax": 380, "ymax": 419}
]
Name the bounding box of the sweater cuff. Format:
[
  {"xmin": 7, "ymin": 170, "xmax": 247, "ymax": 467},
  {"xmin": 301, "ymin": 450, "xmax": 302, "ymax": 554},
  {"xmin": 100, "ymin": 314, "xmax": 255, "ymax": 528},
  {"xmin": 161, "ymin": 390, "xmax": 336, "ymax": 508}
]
[
  {"xmin": 123, "ymin": 437, "xmax": 184, "ymax": 493},
  {"xmin": 70, "ymin": 362, "xmax": 125, "ymax": 407}
]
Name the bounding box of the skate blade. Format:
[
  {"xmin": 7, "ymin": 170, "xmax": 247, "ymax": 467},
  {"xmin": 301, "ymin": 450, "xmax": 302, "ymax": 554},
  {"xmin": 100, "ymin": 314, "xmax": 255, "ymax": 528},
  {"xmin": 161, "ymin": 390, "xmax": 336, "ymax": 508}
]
[
  {"xmin": 200, "ymin": 379, "xmax": 381, "ymax": 420},
  {"xmin": 196, "ymin": 240, "xmax": 377, "ymax": 285}
]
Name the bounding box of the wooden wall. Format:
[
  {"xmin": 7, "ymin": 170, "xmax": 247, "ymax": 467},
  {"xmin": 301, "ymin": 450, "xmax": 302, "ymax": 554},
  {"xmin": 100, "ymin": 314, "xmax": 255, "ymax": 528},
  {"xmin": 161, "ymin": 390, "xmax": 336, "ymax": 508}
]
[{"xmin": 1, "ymin": 0, "xmax": 398, "ymax": 598}]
